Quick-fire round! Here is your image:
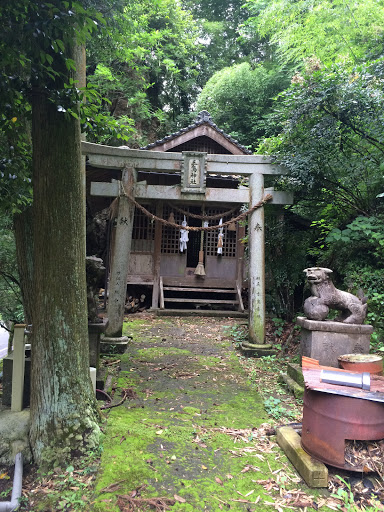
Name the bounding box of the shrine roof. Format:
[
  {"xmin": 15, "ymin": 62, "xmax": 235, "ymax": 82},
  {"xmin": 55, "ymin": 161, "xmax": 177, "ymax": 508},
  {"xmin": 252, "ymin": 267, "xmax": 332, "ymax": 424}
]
[{"xmin": 140, "ymin": 111, "xmax": 252, "ymax": 155}]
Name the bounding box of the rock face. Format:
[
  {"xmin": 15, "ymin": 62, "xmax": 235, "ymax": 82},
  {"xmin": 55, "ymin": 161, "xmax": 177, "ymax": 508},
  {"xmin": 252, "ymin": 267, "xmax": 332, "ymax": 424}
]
[
  {"xmin": 0, "ymin": 410, "xmax": 31, "ymax": 464},
  {"xmin": 303, "ymin": 267, "xmax": 367, "ymax": 324}
]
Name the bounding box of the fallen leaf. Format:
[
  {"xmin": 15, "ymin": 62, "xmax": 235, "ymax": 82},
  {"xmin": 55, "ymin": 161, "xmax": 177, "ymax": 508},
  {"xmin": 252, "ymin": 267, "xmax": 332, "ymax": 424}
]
[
  {"xmin": 245, "ymin": 490, "xmax": 255, "ymax": 497},
  {"xmin": 156, "ymin": 430, "xmax": 163, "ymax": 435},
  {"xmin": 201, "ymin": 465, "xmax": 208, "ymax": 470},
  {"xmin": 174, "ymin": 494, "xmax": 186, "ymax": 503},
  {"xmin": 226, "ymin": 474, "xmax": 233, "ymax": 480},
  {"xmin": 215, "ymin": 477, "xmax": 223, "ymax": 486}
]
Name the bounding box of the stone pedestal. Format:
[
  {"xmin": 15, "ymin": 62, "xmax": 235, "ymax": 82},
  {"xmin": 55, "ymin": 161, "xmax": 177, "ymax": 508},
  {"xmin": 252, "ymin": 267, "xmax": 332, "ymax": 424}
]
[
  {"xmin": 101, "ymin": 336, "xmax": 130, "ymax": 354},
  {"xmin": 297, "ymin": 316, "xmax": 373, "ymax": 368},
  {"xmin": 240, "ymin": 341, "xmax": 274, "ymax": 357},
  {"xmin": 88, "ymin": 318, "xmax": 108, "ymax": 369}
]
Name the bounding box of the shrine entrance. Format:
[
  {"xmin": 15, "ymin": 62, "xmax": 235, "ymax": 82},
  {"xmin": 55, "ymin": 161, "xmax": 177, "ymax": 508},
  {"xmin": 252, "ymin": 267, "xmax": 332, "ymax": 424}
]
[
  {"xmin": 85, "ymin": 111, "xmax": 293, "ymax": 351},
  {"xmin": 185, "ymin": 207, "xmax": 201, "ymax": 270},
  {"xmin": 158, "ymin": 203, "xmax": 242, "ymax": 283}
]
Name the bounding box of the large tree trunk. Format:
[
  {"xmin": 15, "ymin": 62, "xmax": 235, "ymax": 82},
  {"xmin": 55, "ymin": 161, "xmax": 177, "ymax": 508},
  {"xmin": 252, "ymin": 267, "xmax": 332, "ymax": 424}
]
[{"xmin": 29, "ymin": 48, "xmax": 100, "ymax": 466}]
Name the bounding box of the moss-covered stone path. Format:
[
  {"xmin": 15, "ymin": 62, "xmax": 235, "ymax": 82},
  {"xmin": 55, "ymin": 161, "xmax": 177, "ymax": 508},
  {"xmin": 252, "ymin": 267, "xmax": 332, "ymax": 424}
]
[{"xmin": 93, "ymin": 314, "xmax": 329, "ymax": 511}]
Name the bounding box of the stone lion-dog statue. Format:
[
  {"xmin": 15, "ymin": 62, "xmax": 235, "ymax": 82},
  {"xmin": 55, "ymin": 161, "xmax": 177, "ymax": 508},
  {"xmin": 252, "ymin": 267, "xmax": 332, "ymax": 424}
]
[{"xmin": 303, "ymin": 267, "xmax": 367, "ymax": 324}]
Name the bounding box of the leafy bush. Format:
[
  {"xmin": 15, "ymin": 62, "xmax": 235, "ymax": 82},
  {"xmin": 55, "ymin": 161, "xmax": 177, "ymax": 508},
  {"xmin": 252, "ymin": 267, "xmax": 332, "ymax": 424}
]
[
  {"xmin": 265, "ymin": 209, "xmax": 313, "ymax": 320},
  {"xmin": 196, "ymin": 62, "xmax": 291, "ymax": 150}
]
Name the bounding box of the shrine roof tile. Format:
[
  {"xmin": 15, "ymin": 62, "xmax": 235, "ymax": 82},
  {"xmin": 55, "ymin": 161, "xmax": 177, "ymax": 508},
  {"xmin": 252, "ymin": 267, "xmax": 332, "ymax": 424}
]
[{"xmin": 140, "ymin": 111, "xmax": 252, "ymax": 155}]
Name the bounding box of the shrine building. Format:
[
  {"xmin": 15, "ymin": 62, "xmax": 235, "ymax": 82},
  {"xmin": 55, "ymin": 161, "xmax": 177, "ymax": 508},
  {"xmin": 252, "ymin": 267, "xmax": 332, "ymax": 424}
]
[{"xmin": 84, "ymin": 111, "xmax": 292, "ymax": 349}]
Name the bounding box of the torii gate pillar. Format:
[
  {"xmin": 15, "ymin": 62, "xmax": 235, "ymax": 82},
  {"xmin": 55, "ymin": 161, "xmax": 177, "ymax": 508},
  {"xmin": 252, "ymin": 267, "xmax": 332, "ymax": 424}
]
[
  {"xmin": 105, "ymin": 167, "xmax": 136, "ymax": 337},
  {"xmin": 246, "ymin": 172, "xmax": 273, "ymax": 354},
  {"xmin": 84, "ymin": 142, "xmax": 292, "ymax": 350}
]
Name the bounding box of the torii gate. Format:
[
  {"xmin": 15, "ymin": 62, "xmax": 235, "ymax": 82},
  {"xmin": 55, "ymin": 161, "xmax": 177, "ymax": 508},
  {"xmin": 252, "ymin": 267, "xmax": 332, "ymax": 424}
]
[{"xmin": 83, "ymin": 141, "xmax": 293, "ymax": 354}]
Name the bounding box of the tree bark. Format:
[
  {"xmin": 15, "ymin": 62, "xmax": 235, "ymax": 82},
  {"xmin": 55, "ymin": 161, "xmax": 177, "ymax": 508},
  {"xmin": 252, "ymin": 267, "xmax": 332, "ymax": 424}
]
[{"xmin": 29, "ymin": 47, "xmax": 100, "ymax": 466}]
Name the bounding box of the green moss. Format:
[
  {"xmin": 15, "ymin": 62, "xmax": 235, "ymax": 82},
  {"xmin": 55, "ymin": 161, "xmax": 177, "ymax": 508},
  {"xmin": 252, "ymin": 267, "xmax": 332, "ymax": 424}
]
[
  {"xmin": 134, "ymin": 347, "xmax": 193, "ymax": 361},
  {"xmin": 180, "ymin": 406, "xmax": 201, "ymax": 416},
  {"xmin": 195, "ymin": 355, "xmax": 223, "ymax": 367},
  {"xmin": 122, "ymin": 318, "xmax": 150, "ymax": 336},
  {"xmin": 92, "ymin": 316, "xmax": 332, "ymax": 512},
  {"xmin": 93, "ymin": 374, "xmax": 276, "ymax": 511}
]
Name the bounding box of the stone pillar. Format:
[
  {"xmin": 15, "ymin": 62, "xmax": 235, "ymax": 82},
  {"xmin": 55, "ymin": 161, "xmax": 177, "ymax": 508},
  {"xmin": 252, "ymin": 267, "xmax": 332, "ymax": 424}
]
[
  {"xmin": 88, "ymin": 318, "xmax": 108, "ymax": 369},
  {"xmin": 105, "ymin": 167, "xmax": 136, "ymax": 337},
  {"xmin": 244, "ymin": 172, "xmax": 273, "ymax": 355}
]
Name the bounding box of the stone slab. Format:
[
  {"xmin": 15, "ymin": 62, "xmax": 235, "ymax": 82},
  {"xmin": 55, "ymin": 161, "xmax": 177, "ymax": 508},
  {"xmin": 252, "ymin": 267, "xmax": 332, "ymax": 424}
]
[
  {"xmin": 280, "ymin": 372, "xmax": 304, "ymax": 399},
  {"xmin": 155, "ymin": 309, "xmax": 248, "ymax": 318},
  {"xmin": 297, "ymin": 317, "xmax": 372, "ymax": 367},
  {"xmin": 287, "ymin": 363, "xmax": 305, "ymax": 387},
  {"xmin": 276, "ymin": 426, "xmax": 328, "ymax": 488},
  {"xmin": 297, "ymin": 317, "xmax": 373, "ymax": 334}
]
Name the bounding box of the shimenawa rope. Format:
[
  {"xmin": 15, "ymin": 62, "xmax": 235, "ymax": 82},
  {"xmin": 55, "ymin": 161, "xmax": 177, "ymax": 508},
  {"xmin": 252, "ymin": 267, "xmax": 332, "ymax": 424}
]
[{"xmin": 118, "ymin": 182, "xmax": 272, "ymax": 231}]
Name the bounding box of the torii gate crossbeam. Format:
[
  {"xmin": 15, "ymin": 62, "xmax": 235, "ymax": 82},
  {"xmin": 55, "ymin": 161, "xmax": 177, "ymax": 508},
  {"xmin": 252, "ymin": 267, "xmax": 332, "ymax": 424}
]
[{"xmin": 83, "ymin": 142, "xmax": 293, "ymax": 353}]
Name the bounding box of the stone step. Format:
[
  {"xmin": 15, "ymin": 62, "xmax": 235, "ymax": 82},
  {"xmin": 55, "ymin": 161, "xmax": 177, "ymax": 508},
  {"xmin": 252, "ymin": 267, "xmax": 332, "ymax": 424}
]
[
  {"xmin": 163, "ymin": 298, "xmax": 238, "ymax": 304},
  {"xmin": 155, "ymin": 309, "xmax": 248, "ymax": 318},
  {"xmin": 280, "ymin": 372, "xmax": 304, "ymax": 399},
  {"xmin": 287, "ymin": 362, "xmax": 305, "ymax": 387}
]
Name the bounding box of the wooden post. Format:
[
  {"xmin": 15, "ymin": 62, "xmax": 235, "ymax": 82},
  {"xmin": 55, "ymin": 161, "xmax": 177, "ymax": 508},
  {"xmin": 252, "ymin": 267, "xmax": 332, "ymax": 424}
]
[
  {"xmin": 11, "ymin": 324, "xmax": 26, "ymax": 412},
  {"xmin": 248, "ymin": 173, "xmax": 273, "ymax": 353},
  {"xmin": 105, "ymin": 167, "xmax": 136, "ymax": 337},
  {"xmin": 152, "ymin": 201, "xmax": 163, "ymax": 309}
]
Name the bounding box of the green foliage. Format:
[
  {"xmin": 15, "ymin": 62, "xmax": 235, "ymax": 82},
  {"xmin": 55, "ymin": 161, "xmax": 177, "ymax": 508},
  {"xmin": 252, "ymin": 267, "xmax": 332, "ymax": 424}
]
[
  {"xmin": 263, "ymin": 396, "xmax": 294, "ymax": 420},
  {"xmin": 271, "ymin": 317, "xmax": 284, "ymax": 337},
  {"xmin": 265, "ymin": 210, "xmax": 312, "ymax": 320},
  {"xmin": 86, "ymin": 0, "xmax": 201, "ymax": 144},
  {"xmin": 0, "ymin": 1, "xmax": 137, "ymax": 213},
  {"xmin": 182, "ymin": 0, "xmax": 262, "ymax": 89},
  {"xmin": 0, "ymin": 130, "xmax": 32, "ymax": 214},
  {"xmin": 0, "ymin": 214, "xmax": 23, "ymax": 324},
  {"xmin": 196, "ymin": 62, "xmax": 291, "ymax": 149},
  {"xmin": 307, "ymin": 215, "xmax": 384, "ymax": 347},
  {"xmin": 342, "ymin": 267, "xmax": 384, "ymax": 350},
  {"xmin": 0, "ymin": 1, "xmax": 106, "ymax": 214},
  {"xmin": 244, "ymin": 0, "xmax": 384, "ymax": 67},
  {"xmin": 332, "ymin": 476, "xmax": 383, "ymax": 512},
  {"xmin": 22, "ymin": 446, "xmax": 103, "ymax": 511},
  {"xmin": 326, "ymin": 216, "xmax": 384, "ymax": 264},
  {"xmin": 260, "ymin": 62, "xmax": 384, "ymax": 217},
  {"xmin": 225, "ymin": 324, "xmax": 248, "ymax": 348}
]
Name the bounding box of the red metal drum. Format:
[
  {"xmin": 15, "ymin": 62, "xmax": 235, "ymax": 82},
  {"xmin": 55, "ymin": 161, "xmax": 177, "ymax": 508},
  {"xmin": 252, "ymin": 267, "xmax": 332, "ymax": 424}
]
[{"xmin": 301, "ymin": 388, "xmax": 384, "ymax": 470}]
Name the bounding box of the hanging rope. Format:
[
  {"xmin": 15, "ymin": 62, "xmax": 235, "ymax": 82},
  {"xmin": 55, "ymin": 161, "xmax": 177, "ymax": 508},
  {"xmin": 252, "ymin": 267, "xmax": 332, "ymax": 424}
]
[
  {"xmin": 168, "ymin": 203, "xmax": 239, "ymax": 220},
  {"xmin": 118, "ymin": 182, "xmax": 272, "ymax": 231}
]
